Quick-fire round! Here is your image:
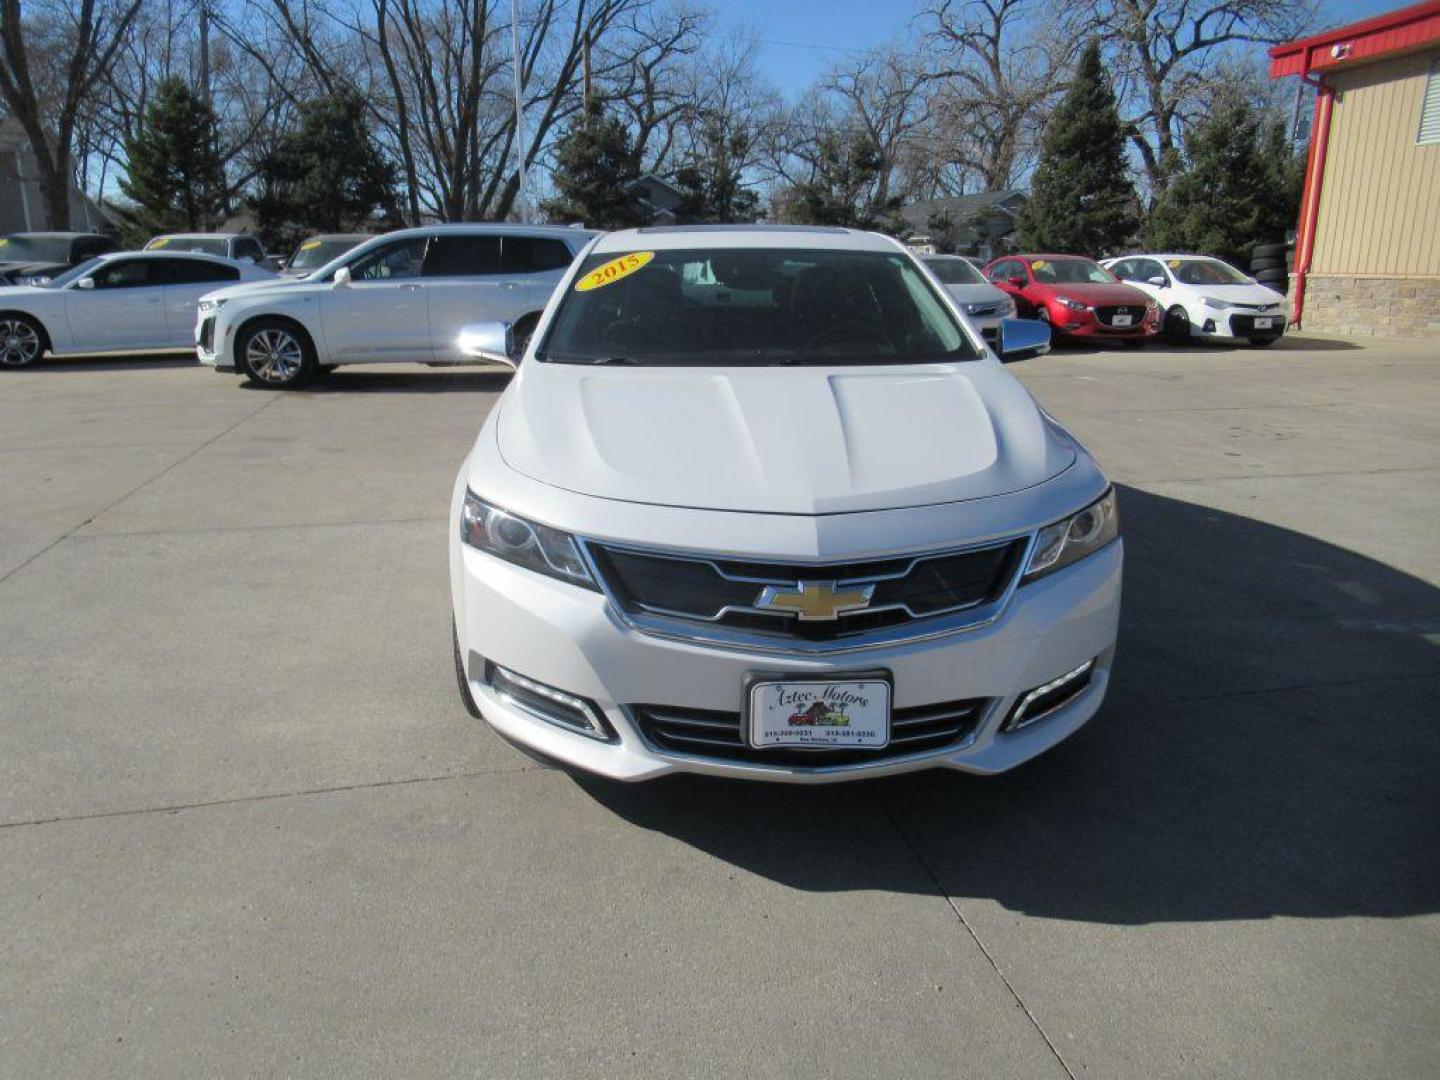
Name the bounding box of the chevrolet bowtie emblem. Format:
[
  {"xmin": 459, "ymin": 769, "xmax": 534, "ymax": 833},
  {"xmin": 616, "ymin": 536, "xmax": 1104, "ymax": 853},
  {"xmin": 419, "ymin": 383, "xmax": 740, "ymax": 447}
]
[{"xmin": 755, "ymin": 580, "xmax": 876, "ymax": 621}]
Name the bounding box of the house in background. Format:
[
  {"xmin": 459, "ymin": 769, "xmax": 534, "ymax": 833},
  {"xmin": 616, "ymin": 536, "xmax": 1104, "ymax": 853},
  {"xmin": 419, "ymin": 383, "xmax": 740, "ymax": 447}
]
[
  {"xmin": 0, "ymin": 118, "xmax": 115, "ymax": 234},
  {"xmin": 627, "ymin": 174, "xmax": 685, "ymax": 226},
  {"xmin": 898, "ymin": 190, "xmax": 1027, "ymax": 259},
  {"xmin": 1270, "ymin": 0, "xmax": 1440, "ymax": 339}
]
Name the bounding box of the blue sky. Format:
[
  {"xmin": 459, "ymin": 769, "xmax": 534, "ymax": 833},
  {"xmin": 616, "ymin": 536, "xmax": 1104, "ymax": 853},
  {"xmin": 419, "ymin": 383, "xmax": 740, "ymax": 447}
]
[{"xmin": 716, "ymin": 0, "xmax": 1411, "ymax": 98}]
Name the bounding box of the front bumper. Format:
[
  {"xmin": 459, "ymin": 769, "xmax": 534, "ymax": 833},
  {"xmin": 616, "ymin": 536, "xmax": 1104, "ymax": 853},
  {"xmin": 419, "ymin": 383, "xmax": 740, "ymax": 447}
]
[
  {"xmin": 452, "ymin": 532, "xmax": 1122, "ymax": 783},
  {"xmin": 1051, "ymin": 311, "xmax": 1160, "ymax": 340},
  {"xmin": 194, "ymin": 312, "xmax": 234, "ymax": 369}
]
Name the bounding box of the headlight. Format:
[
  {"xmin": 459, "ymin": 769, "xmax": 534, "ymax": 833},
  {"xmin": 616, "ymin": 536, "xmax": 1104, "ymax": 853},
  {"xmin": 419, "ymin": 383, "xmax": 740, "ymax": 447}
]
[
  {"xmin": 1054, "ymin": 295, "xmax": 1088, "ymax": 312},
  {"xmin": 1001, "ymin": 296, "xmax": 1017, "ymax": 317},
  {"xmin": 16, "ymin": 274, "xmax": 50, "ymax": 286},
  {"xmin": 1202, "ymin": 296, "xmax": 1228, "ymax": 310},
  {"xmin": 460, "ymin": 491, "xmax": 597, "ymax": 590},
  {"xmin": 198, "ymin": 298, "xmax": 227, "ymax": 314},
  {"xmin": 1024, "ymin": 489, "xmax": 1119, "ymax": 581}
]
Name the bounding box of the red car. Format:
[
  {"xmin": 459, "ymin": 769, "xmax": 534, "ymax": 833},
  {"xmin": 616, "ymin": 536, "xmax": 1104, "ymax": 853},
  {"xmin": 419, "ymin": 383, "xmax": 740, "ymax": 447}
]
[{"xmin": 983, "ymin": 254, "xmax": 1159, "ymax": 345}]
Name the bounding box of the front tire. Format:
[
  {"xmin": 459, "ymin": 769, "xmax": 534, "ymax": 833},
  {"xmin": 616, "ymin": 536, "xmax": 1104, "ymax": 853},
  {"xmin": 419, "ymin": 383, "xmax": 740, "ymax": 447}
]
[
  {"xmin": 238, "ymin": 319, "xmax": 316, "ymax": 388},
  {"xmin": 1164, "ymin": 305, "xmax": 1192, "ymax": 342},
  {"xmin": 0, "ymin": 313, "xmax": 46, "ymax": 368},
  {"xmin": 453, "ymin": 618, "xmax": 482, "ymax": 719}
]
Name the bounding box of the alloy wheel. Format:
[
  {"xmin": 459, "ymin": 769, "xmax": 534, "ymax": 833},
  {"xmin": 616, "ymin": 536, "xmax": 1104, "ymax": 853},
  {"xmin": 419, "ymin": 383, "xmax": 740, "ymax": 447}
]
[
  {"xmin": 245, "ymin": 327, "xmax": 305, "ymax": 383},
  {"xmin": 0, "ymin": 318, "xmax": 42, "ymax": 367}
]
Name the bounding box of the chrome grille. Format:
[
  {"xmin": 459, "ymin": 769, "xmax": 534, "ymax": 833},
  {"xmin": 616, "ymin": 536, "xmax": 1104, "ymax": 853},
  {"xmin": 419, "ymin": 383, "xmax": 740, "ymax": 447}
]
[
  {"xmin": 587, "ymin": 540, "xmax": 1027, "ymax": 644},
  {"xmin": 631, "ymin": 697, "xmax": 989, "ymax": 768}
]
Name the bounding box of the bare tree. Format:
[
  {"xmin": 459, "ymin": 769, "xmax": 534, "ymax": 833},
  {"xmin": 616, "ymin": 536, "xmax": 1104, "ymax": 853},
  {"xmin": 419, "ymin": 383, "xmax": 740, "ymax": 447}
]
[
  {"xmin": 919, "ymin": 0, "xmax": 1077, "ymax": 193},
  {"xmin": 1085, "ymin": 0, "xmax": 1316, "ymax": 193},
  {"xmin": 0, "ymin": 0, "xmax": 144, "ymax": 228}
]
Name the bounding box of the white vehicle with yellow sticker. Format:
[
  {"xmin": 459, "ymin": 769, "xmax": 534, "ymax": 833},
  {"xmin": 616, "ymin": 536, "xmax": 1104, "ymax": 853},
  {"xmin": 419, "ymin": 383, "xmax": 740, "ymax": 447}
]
[
  {"xmin": 194, "ymin": 224, "xmax": 595, "ymax": 387},
  {"xmin": 449, "ymin": 225, "xmax": 1122, "ymax": 783},
  {"xmin": 1101, "ymin": 253, "xmax": 1287, "ymax": 346}
]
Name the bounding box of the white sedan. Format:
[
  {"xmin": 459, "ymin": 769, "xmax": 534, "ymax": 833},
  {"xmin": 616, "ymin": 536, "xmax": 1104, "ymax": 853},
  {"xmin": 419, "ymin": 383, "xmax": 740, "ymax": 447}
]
[
  {"xmin": 1102, "ymin": 254, "xmax": 1287, "ymax": 346},
  {"xmin": 0, "ymin": 252, "xmax": 275, "ymax": 367},
  {"xmin": 449, "ymin": 226, "xmax": 1119, "ymax": 783}
]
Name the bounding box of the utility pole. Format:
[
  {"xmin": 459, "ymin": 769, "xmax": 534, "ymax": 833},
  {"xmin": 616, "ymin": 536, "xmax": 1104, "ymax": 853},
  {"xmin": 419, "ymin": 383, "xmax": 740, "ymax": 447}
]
[
  {"xmin": 198, "ymin": 0, "xmax": 212, "ymax": 108},
  {"xmin": 510, "ymin": 0, "xmax": 529, "ymax": 222}
]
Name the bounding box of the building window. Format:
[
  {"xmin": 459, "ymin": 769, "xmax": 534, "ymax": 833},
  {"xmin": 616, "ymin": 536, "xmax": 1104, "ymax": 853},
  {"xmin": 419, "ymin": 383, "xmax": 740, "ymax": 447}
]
[{"xmin": 1419, "ymin": 58, "xmax": 1440, "ymax": 145}]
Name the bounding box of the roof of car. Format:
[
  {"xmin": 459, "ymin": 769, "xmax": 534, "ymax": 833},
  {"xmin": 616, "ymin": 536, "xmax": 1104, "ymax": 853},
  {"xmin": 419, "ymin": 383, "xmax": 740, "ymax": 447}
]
[
  {"xmin": 998, "ymin": 253, "xmax": 1100, "ymax": 261},
  {"xmin": 95, "ymin": 250, "xmax": 253, "ymax": 266},
  {"xmin": 303, "ymin": 233, "xmax": 373, "ymax": 242},
  {"xmin": 1102, "ymin": 253, "xmax": 1224, "ymax": 262},
  {"xmin": 592, "ymin": 224, "xmax": 903, "ymax": 254},
  {"xmin": 151, "ymin": 233, "xmax": 247, "ymax": 241}
]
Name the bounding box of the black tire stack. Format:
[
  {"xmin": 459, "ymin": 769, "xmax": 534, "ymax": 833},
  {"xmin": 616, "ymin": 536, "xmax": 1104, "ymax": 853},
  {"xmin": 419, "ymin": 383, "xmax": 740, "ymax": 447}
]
[{"xmin": 1250, "ymin": 242, "xmax": 1293, "ymax": 294}]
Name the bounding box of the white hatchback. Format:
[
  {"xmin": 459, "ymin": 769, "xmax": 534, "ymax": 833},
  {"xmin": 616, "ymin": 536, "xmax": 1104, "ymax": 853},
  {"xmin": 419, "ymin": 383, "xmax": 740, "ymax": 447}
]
[
  {"xmin": 1102, "ymin": 254, "xmax": 1287, "ymax": 346},
  {"xmin": 449, "ymin": 226, "xmax": 1122, "ymax": 783}
]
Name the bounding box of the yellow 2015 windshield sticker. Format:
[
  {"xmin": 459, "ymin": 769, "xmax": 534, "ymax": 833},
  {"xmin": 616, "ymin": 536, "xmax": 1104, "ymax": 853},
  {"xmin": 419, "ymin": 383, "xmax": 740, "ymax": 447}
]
[
  {"xmin": 576, "ymin": 251, "xmax": 654, "ymax": 292},
  {"xmin": 0, "ymin": 238, "xmax": 8, "ymax": 247},
  {"xmin": 1031, "ymin": 259, "xmax": 1048, "ymax": 271},
  {"xmin": 1167, "ymin": 259, "xmax": 1182, "ymax": 268},
  {"xmin": 300, "ymin": 239, "xmax": 322, "ymax": 251},
  {"xmin": 149, "ymin": 237, "xmax": 169, "ymax": 248}
]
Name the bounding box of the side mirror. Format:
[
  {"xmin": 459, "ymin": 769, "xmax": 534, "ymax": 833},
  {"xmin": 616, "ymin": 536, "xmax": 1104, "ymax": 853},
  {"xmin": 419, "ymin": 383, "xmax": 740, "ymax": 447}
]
[
  {"xmin": 1147, "ymin": 276, "xmax": 1167, "ymax": 287},
  {"xmin": 1007, "ymin": 276, "xmax": 1026, "ymax": 289},
  {"xmin": 457, "ymin": 321, "xmax": 516, "ymax": 366},
  {"xmin": 996, "ymin": 318, "xmax": 1050, "ymax": 363},
  {"xmin": 76, "ymin": 277, "xmax": 95, "ymax": 290},
  {"xmin": 332, "ymin": 265, "xmax": 352, "ymax": 288}
]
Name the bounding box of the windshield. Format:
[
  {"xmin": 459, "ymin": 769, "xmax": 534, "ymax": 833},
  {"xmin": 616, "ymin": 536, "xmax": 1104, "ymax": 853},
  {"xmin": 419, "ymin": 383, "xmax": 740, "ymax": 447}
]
[
  {"xmin": 0, "ymin": 235, "xmax": 71, "ymax": 263},
  {"xmin": 539, "ymin": 247, "xmax": 979, "ymax": 367},
  {"xmin": 923, "ymin": 257, "xmax": 986, "ymax": 286},
  {"xmin": 1170, "ymin": 258, "xmax": 1251, "ymax": 286},
  {"xmin": 289, "ymin": 238, "xmax": 364, "ymax": 271},
  {"xmin": 46, "ymin": 257, "xmax": 105, "ymax": 288},
  {"xmin": 148, "ymin": 236, "xmax": 229, "ymax": 256},
  {"xmin": 1029, "ymin": 258, "xmax": 1117, "ymax": 285}
]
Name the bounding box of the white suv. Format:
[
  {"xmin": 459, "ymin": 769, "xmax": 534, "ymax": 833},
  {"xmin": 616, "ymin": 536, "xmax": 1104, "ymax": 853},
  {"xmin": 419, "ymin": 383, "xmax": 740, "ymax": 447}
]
[
  {"xmin": 448, "ymin": 226, "xmax": 1122, "ymax": 783},
  {"xmin": 195, "ymin": 224, "xmax": 595, "ymax": 386}
]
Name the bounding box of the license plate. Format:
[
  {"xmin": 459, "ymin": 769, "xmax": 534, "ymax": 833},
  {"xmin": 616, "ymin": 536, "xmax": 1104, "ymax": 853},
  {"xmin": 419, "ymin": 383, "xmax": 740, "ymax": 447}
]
[
  {"xmin": 747, "ymin": 677, "xmax": 890, "ymax": 748},
  {"xmin": 1111, "ymin": 313, "xmax": 1132, "ymax": 327},
  {"xmin": 1254, "ymin": 317, "xmax": 1273, "ymax": 329}
]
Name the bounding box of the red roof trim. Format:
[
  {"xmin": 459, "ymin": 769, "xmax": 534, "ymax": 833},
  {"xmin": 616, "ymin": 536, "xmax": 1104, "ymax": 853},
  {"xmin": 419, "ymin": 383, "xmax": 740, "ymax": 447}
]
[{"xmin": 1269, "ymin": 0, "xmax": 1440, "ymax": 78}]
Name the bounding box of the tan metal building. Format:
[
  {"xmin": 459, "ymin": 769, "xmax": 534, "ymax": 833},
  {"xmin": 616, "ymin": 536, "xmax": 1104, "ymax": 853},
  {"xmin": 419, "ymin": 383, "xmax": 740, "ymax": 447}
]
[{"xmin": 1271, "ymin": 1, "xmax": 1440, "ymax": 339}]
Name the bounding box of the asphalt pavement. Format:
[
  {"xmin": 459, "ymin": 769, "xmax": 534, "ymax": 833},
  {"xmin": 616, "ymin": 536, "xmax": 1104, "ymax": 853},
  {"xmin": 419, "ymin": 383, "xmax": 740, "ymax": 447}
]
[{"xmin": 2, "ymin": 336, "xmax": 1437, "ymax": 1078}]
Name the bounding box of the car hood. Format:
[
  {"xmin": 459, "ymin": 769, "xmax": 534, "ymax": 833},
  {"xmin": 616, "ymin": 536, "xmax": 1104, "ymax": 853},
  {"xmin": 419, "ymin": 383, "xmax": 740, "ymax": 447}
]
[
  {"xmin": 0, "ymin": 283, "xmax": 50, "ymax": 299},
  {"xmin": 495, "ymin": 362, "xmax": 1075, "ymax": 514},
  {"xmin": 1193, "ymin": 283, "xmax": 1287, "ymax": 305},
  {"xmin": 1041, "ymin": 282, "xmax": 1149, "ymax": 305},
  {"xmin": 943, "ymin": 283, "xmax": 1010, "ymax": 306},
  {"xmin": 202, "ymin": 277, "xmax": 316, "ymax": 302},
  {"xmin": 0, "ymin": 260, "xmax": 66, "ymax": 278}
]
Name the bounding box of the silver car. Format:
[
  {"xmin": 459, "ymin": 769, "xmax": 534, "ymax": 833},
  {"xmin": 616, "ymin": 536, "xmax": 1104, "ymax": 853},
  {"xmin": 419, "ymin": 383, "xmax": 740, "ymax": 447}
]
[{"xmin": 922, "ymin": 255, "xmax": 1016, "ymax": 344}]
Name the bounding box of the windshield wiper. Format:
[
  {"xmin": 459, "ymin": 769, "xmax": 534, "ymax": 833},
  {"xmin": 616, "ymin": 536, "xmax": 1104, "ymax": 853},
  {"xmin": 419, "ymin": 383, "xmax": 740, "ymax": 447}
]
[{"xmin": 534, "ymin": 351, "xmax": 636, "ymax": 365}]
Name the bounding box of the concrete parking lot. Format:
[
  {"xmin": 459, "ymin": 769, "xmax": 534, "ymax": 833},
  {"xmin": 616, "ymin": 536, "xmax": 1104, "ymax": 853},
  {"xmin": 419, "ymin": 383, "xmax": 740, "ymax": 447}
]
[{"xmin": 2, "ymin": 337, "xmax": 1437, "ymax": 1078}]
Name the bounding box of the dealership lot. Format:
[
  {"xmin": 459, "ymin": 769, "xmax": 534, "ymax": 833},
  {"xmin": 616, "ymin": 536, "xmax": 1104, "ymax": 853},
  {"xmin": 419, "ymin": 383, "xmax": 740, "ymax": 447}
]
[{"xmin": 2, "ymin": 339, "xmax": 1437, "ymax": 1078}]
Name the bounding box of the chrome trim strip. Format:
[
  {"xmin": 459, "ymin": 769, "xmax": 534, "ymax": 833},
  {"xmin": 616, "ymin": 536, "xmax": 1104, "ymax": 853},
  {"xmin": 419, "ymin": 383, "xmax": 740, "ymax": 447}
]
[
  {"xmin": 491, "ymin": 664, "xmax": 612, "ymax": 741},
  {"xmin": 578, "ymin": 533, "xmax": 1035, "ymax": 656}
]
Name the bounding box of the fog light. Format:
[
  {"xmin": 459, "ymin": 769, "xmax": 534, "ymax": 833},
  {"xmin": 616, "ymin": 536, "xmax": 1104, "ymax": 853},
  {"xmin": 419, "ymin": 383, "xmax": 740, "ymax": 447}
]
[
  {"xmin": 1203, "ymin": 319, "xmax": 1217, "ymax": 333},
  {"xmin": 488, "ymin": 664, "xmax": 613, "ymax": 740},
  {"xmin": 1003, "ymin": 660, "xmax": 1096, "ymax": 732}
]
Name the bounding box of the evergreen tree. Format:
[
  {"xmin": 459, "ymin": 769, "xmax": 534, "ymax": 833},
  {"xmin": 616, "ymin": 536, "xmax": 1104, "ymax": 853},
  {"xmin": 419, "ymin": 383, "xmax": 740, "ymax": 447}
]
[
  {"xmin": 671, "ymin": 120, "xmax": 762, "ymax": 224},
  {"xmin": 779, "ymin": 130, "xmax": 903, "ymax": 232},
  {"xmin": 251, "ymin": 90, "xmax": 399, "ymax": 250},
  {"xmin": 541, "ymin": 101, "xmax": 649, "ymax": 228},
  {"xmin": 119, "ymin": 77, "xmax": 226, "ymax": 239},
  {"xmin": 1145, "ymin": 100, "xmax": 1304, "ymax": 266},
  {"xmin": 1019, "ymin": 41, "xmax": 1139, "ymax": 254}
]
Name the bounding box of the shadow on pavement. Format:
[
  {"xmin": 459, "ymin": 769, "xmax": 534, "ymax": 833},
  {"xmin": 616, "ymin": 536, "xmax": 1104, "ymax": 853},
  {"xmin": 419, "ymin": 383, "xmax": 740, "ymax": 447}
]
[
  {"xmin": 579, "ymin": 485, "xmax": 1440, "ymax": 924},
  {"xmin": 18, "ymin": 354, "xmax": 200, "ymax": 373},
  {"xmin": 244, "ymin": 369, "xmax": 514, "ymax": 394}
]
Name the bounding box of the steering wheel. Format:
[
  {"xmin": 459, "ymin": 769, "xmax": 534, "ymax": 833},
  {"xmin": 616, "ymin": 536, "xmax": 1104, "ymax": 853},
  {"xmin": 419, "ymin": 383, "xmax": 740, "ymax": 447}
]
[{"xmin": 803, "ymin": 320, "xmax": 892, "ymax": 352}]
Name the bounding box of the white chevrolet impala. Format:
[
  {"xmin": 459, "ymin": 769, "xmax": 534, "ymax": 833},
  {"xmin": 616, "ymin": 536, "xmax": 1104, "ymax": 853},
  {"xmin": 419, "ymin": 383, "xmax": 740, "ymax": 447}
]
[
  {"xmin": 450, "ymin": 225, "xmax": 1122, "ymax": 782},
  {"xmin": 0, "ymin": 251, "xmax": 274, "ymax": 367}
]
